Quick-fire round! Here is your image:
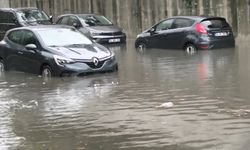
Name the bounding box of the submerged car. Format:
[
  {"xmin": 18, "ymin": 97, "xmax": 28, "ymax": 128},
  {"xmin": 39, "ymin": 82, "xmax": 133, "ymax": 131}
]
[
  {"xmin": 0, "ymin": 26, "xmax": 118, "ymax": 77},
  {"xmin": 135, "ymin": 16, "xmax": 235, "ymax": 52},
  {"xmin": 56, "ymin": 14, "xmax": 126, "ymax": 44},
  {"xmin": 0, "ymin": 7, "xmax": 52, "ymax": 40}
]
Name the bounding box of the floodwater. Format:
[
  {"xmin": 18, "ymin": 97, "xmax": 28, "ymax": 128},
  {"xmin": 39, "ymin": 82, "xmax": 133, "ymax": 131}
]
[
  {"xmin": 1, "ymin": 39, "xmax": 250, "ymax": 150},
  {"xmin": 1, "ymin": 0, "xmax": 250, "ymax": 149}
]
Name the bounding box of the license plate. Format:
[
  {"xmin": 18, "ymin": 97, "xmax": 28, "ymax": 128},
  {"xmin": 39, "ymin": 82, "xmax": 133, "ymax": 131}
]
[
  {"xmin": 109, "ymin": 38, "xmax": 120, "ymax": 43},
  {"xmin": 214, "ymin": 32, "xmax": 229, "ymax": 36}
]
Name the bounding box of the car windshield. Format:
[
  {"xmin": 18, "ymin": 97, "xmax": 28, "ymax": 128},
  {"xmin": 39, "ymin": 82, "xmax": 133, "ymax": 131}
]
[
  {"xmin": 17, "ymin": 9, "xmax": 49, "ymax": 22},
  {"xmin": 79, "ymin": 15, "xmax": 112, "ymax": 26},
  {"xmin": 37, "ymin": 28, "xmax": 92, "ymax": 46}
]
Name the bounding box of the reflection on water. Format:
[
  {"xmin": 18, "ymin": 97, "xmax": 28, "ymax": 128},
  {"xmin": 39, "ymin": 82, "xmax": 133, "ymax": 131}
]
[
  {"xmin": 0, "ymin": 0, "xmax": 250, "ymax": 149},
  {"xmin": 0, "ymin": 41, "xmax": 250, "ymax": 149},
  {"xmin": 0, "ymin": 0, "xmax": 250, "ymax": 39}
]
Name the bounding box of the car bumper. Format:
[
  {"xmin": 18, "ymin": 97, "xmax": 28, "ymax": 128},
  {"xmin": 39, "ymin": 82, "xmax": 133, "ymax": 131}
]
[
  {"xmin": 92, "ymin": 34, "xmax": 126, "ymax": 44},
  {"xmin": 197, "ymin": 36, "xmax": 235, "ymax": 50},
  {"xmin": 53, "ymin": 58, "xmax": 118, "ymax": 76}
]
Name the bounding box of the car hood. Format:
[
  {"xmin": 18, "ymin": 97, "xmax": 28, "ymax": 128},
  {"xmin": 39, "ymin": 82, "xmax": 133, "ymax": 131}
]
[
  {"xmin": 86, "ymin": 25, "xmax": 122, "ymax": 33},
  {"xmin": 22, "ymin": 20, "xmax": 52, "ymax": 26},
  {"xmin": 49, "ymin": 44, "xmax": 112, "ymax": 60}
]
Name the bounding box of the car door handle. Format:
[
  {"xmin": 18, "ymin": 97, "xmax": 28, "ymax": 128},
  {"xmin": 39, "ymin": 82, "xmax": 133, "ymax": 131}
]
[{"xmin": 18, "ymin": 51, "xmax": 23, "ymax": 54}]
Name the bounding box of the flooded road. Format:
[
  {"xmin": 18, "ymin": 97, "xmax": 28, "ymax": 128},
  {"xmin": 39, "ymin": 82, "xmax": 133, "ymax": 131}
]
[{"xmin": 1, "ymin": 40, "xmax": 250, "ymax": 150}]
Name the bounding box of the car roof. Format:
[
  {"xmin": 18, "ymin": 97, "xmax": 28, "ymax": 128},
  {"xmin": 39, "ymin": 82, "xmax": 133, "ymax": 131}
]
[
  {"xmin": 0, "ymin": 7, "xmax": 39, "ymax": 12},
  {"xmin": 8, "ymin": 25, "xmax": 74, "ymax": 33},
  {"xmin": 170, "ymin": 16, "xmax": 225, "ymax": 22},
  {"xmin": 58, "ymin": 13, "xmax": 103, "ymax": 18}
]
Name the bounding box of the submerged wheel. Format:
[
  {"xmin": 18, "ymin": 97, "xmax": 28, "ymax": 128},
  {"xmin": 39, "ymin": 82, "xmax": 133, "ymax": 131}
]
[
  {"xmin": 184, "ymin": 43, "xmax": 197, "ymax": 54},
  {"xmin": 41, "ymin": 65, "xmax": 52, "ymax": 78},
  {"xmin": 0, "ymin": 60, "xmax": 4, "ymax": 72},
  {"xmin": 136, "ymin": 41, "xmax": 147, "ymax": 52}
]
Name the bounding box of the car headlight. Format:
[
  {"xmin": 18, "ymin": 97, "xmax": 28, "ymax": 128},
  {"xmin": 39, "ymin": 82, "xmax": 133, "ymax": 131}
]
[
  {"xmin": 136, "ymin": 34, "xmax": 141, "ymax": 38},
  {"xmin": 53, "ymin": 55, "xmax": 75, "ymax": 66},
  {"xmin": 90, "ymin": 31, "xmax": 99, "ymax": 36},
  {"xmin": 110, "ymin": 51, "xmax": 115, "ymax": 60}
]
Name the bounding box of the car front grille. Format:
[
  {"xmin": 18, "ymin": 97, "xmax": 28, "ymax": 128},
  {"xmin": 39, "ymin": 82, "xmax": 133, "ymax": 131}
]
[
  {"xmin": 85, "ymin": 59, "xmax": 106, "ymax": 69},
  {"xmin": 99, "ymin": 31, "xmax": 123, "ymax": 36}
]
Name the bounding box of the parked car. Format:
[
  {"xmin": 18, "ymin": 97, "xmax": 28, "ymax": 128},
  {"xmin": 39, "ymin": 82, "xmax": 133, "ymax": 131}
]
[
  {"xmin": 135, "ymin": 16, "xmax": 235, "ymax": 52},
  {"xmin": 56, "ymin": 14, "xmax": 126, "ymax": 44},
  {"xmin": 0, "ymin": 7, "xmax": 52, "ymax": 40},
  {"xmin": 0, "ymin": 26, "xmax": 118, "ymax": 77}
]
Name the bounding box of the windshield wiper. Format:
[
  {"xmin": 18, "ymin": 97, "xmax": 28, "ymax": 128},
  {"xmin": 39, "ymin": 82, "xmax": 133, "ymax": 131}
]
[
  {"xmin": 48, "ymin": 45, "xmax": 58, "ymax": 47},
  {"xmin": 65, "ymin": 44, "xmax": 85, "ymax": 48}
]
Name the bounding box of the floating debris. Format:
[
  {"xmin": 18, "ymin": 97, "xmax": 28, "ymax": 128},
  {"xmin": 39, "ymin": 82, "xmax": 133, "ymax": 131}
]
[{"xmin": 156, "ymin": 102, "xmax": 174, "ymax": 108}]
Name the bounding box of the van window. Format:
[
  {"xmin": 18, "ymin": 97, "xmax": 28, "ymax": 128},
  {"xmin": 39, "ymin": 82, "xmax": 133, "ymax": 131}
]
[
  {"xmin": 201, "ymin": 18, "xmax": 230, "ymax": 29},
  {"xmin": 0, "ymin": 11, "xmax": 16, "ymax": 24}
]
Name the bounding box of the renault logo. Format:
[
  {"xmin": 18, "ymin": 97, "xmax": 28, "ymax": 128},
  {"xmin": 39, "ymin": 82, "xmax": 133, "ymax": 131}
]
[{"xmin": 92, "ymin": 57, "xmax": 99, "ymax": 66}]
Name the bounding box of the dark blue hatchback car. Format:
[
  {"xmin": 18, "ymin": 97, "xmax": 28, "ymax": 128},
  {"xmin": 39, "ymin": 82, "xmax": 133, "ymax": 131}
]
[{"xmin": 135, "ymin": 16, "xmax": 235, "ymax": 52}]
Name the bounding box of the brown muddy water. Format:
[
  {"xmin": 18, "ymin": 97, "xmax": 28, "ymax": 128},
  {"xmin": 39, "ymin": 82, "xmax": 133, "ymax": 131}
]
[
  {"xmin": 1, "ymin": 40, "xmax": 250, "ymax": 150},
  {"xmin": 1, "ymin": 0, "xmax": 250, "ymax": 150}
]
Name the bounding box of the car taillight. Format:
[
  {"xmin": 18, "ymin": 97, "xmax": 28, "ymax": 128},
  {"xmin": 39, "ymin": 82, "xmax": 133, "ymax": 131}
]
[{"xmin": 196, "ymin": 23, "xmax": 208, "ymax": 35}]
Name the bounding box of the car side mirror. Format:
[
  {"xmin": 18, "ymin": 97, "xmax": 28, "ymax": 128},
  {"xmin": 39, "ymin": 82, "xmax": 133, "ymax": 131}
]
[
  {"xmin": 149, "ymin": 28, "xmax": 155, "ymax": 33},
  {"xmin": 25, "ymin": 44, "xmax": 37, "ymax": 50},
  {"xmin": 73, "ymin": 22, "xmax": 81, "ymax": 28},
  {"xmin": 148, "ymin": 28, "xmax": 155, "ymax": 35},
  {"xmin": 49, "ymin": 15, "xmax": 53, "ymax": 23}
]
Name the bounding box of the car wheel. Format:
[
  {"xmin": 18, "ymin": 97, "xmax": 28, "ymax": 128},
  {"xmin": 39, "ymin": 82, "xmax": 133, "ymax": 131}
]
[
  {"xmin": 114, "ymin": 64, "xmax": 118, "ymax": 71},
  {"xmin": 185, "ymin": 44, "xmax": 197, "ymax": 54},
  {"xmin": 0, "ymin": 59, "xmax": 6, "ymax": 74},
  {"xmin": 41, "ymin": 65, "xmax": 52, "ymax": 78},
  {"xmin": 136, "ymin": 41, "xmax": 147, "ymax": 53},
  {"xmin": 0, "ymin": 59, "xmax": 5, "ymax": 72},
  {"xmin": 137, "ymin": 42, "xmax": 147, "ymax": 49}
]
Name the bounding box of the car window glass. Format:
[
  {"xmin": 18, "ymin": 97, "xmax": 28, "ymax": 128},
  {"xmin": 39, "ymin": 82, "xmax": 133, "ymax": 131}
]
[
  {"xmin": 68, "ymin": 16, "xmax": 80, "ymax": 26},
  {"xmin": 201, "ymin": 19, "xmax": 230, "ymax": 29},
  {"xmin": 155, "ymin": 19, "xmax": 174, "ymax": 31},
  {"xmin": 22, "ymin": 31, "xmax": 38, "ymax": 46},
  {"xmin": 79, "ymin": 15, "xmax": 112, "ymax": 26},
  {"xmin": 16, "ymin": 9, "xmax": 49, "ymax": 22},
  {"xmin": 172, "ymin": 18, "xmax": 195, "ymax": 29},
  {"xmin": 0, "ymin": 12, "xmax": 3, "ymax": 23},
  {"xmin": 58, "ymin": 16, "xmax": 70, "ymax": 25},
  {"xmin": 8, "ymin": 30, "xmax": 23, "ymax": 44},
  {"xmin": 0, "ymin": 11, "xmax": 16, "ymax": 23}
]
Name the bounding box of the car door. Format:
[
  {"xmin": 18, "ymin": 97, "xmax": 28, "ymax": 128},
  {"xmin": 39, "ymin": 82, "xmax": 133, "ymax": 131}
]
[
  {"xmin": 147, "ymin": 19, "xmax": 174, "ymax": 49},
  {"xmin": 4, "ymin": 30, "xmax": 25, "ymax": 71},
  {"xmin": 17, "ymin": 30, "xmax": 43, "ymax": 74},
  {"xmin": 166, "ymin": 18, "xmax": 195, "ymax": 49}
]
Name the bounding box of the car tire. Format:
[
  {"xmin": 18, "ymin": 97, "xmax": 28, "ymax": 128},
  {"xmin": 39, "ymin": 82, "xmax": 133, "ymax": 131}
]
[
  {"xmin": 136, "ymin": 41, "xmax": 147, "ymax": 52},
  {"xmin": 41, "ymin": 65, "xmax": 53, "ymax": 78},
  {"xmin": 184, "ymin": 43, "xmax": 197, "ymax": 54},
  {"xmin": 0, "ymin": 59, "xmax": 5, "ymax": 72}
]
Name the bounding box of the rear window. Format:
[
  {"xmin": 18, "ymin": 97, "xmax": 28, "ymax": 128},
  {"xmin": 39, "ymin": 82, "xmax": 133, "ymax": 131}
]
[{"xmin": 201, "ymin": 19, "xmax": 230, "ymax": 29}]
